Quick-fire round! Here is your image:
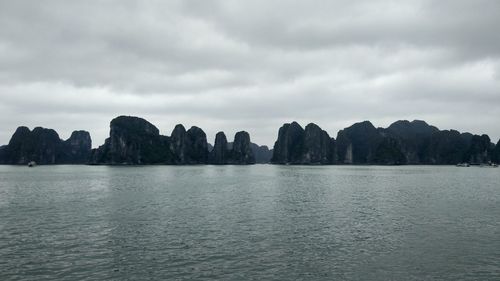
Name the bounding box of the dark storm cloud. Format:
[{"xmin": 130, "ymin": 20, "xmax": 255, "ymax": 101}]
[{"xmin": 0, "ymin": 0, "xmax": 499, "ymax": 147}]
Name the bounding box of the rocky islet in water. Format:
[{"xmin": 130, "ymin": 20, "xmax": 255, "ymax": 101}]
[{"xmin": 0, "ymin": 115, "xmax": 498, "ymax": 165}]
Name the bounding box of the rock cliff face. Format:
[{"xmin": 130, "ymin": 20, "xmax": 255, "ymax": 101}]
[
  {"xmin": 209, "ymin": 131, "xmax": 256, "ymax": 164},
  {"xmin": 336, "ymin": 120, "xmax": 496, "ymax": 165},
  {"xmin": 58, "ymin": 131, "xmax": 92, "ymax": 164},
  {"xmin": 464, "ymin": 135, "xmax": 493, "ymax": 164},
  {"xmin": 230, "ymin": 131, "xmax": 256, "ymax": 164},
  {"xmin": 271, "ymin": 122, "xmax": 304, "ymax": 164},
  {"xmin": 170, "ymin": 125, "xmax": 208, "ymax": 164},
  {"xmin": 302, "ymin": 123, "xmax": 336, "ymax": 164},
  {"xmin": 0, "ymin": 126, "xmax": 91, "ymax": 164},
  {"xmin": 493, "ymin": 139, "xmax": 500, "ymax": 163},
  {"xmin": 270, "ymin": 119, "xmax": 497, "ymax": 165},
  {"xmin": 271, "ymin": 122, "xmax": 336, "ymax": 164},
  {"xmin": 91, "ymin": 116, "xmax": 172, "ymax": 164},
  {"xmin": 384, "ymin": 120, "xmax": 438, "ymax": 164},
  {"xmin": 209, "ymin": 132, "xmax": 229, "ymax": 164},
  {"xmin": 2, "ymin": 116, "xmax": 497, "ymax": 166},
  {"xmin": 336, "ymin": 121, "xmax": 382, "ymax": 164}
]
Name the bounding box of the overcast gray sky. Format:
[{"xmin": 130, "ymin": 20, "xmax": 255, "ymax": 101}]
[{"xmin": 1, "ymin": 0, "xmax": 499, "ymax": 147}]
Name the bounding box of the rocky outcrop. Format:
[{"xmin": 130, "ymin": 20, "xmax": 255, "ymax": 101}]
[
  {"xmin": 58, "ymin": 131, "xmax": 92, "ymax": 164},
  {"xmin": 170, "ymin": 125, "xmax": 208, "ymax": 164},
  {"xmin": 493, "ymin": 139, "xmax": 500, "ymax": 163},
  {"xmin": 230, "ymin": 131, "xmax": 255, "ymax": 164},
  {"xmin": 336, "ymin": 121, "xmax": 383, "ymax": 164},
  {"xmin": 0, "ymin": 145, "xmax": 7, "ymax": 163},
  {"xmin": 209, "ymin": 132, "xmax": 229, "ymax": 164},
  {"xmin": 91, "ymin": 116, "xmax": 172, "ymax": 164},
  {"xmin": 302, "ymin": 123, "xmax": 336, "ymax": 164},
  {"xmin": 464, "ymin": 134, "xmax": 493, "ymax": 164},
  {"xmin": 270, "ymin": 119, "xmax": 496, "ymax": 165},
  {"xmin": 209, "ymin": 131, "xmax": 256, "ymax": 164},
  {"xmin": 271, "ymin": 122, "xmax": 336, "ymax": 164},
  {"xmin": 271, "ymin": 122, "xmax": 304, "ymax": 164},
  {"xmin": 2, "ymin": 116, "xmax": 497, "ymax": 166},
  {"xmin": 250, "ymin": 143, "xmax": 273, "ymax": 163},
  {"xmin": 384, "ymin": 120, "xmax": 438, "ymax": 164},
  {"xmin": 417, "ymin": 130, "xmax": 471, "ymax": 164},
  {"xmin": 0, "ymin": 126, "xmax": 92, "ymax": 165}
]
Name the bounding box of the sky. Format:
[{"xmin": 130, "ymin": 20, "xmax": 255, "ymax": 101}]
[{"xmin": 1, "ymin": 0, "xmax": 499, "ymax": 148}]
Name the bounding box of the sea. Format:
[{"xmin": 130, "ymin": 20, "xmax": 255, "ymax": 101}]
[{"xmin": 0, "ymin": 165, "xmax": 499, "ymax": 280}]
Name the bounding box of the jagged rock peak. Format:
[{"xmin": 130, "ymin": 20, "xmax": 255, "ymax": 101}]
[
  {"xmin": 231, "ymin": 131, "xmax": 256, "ymax": 164},
  {"xmin": 91, "ymin": 116, "xmax": 171, "ymax": 165},
  {"xmin": 110, "ymin": 115, "xmax": 160, "ymax": 136},
  {"xmin": 209, "ymin": 131, "xmax": 229, "ymax": 164},
  {"xmin": 303, "ymin": 123, "xmax": 336, "ymax": 164},
  {"xmin": 271, "ymin": 121, "xmax": 305, "ymax": 164}
]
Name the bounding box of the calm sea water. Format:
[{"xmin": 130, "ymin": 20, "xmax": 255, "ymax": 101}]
[{"xmin": 0, "ymin": 165, "xmax": 499, "ymax": 280}]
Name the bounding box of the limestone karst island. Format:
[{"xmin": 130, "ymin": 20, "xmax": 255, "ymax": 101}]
[{"xmin": 1, "ymin": 116, "xmax": 499, "ymax": 166}]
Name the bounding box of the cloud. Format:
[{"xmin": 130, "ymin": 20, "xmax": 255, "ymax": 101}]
[{"xmin": 0, "ymin": 0, "xmax": 499, "ymax": 147}]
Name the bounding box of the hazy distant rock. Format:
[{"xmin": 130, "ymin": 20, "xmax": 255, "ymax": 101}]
[
  {"xmin": 230, "ymin": 131, "xmax": 255, "ymax": 164},
  {"xmin": 91, "ymin": 116, "xmax": 172, "ymax": 164},
  {"xmin": 250, "ymin": 143, "xmax": 273, "ymax": 163}
]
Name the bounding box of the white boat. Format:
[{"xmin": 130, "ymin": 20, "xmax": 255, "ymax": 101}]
[
  {"xmin": 28, "ymin": 161, "xmax": 36, "ymax": 167},
  {"xmin": 456, "ymin": 163, "xmax": 470, "ymax": 167}
]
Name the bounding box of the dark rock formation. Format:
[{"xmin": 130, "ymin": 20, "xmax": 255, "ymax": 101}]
[
  {"xmin": 271, "ymin": 119, "xmax": 496, "ymax": 165},
  {"xmin": 91, "ymin": 116, "xmax": 172, "ymax": 164},
  {"xmin": 170, "ymin": 125, "xmax": 208, "ymax": 164},
  {"xmin": 186, "ymin": 126, "xmax": 209, "ymax": 164},
  {"xmin": 209, "ymin": 132, "xmax": 229, "ymax": 164},
  {"xmin": 250, "ymin": 143, "xmax": 273, "ymax": 163},
  {"xmin": 384, "ymin": 120, "xmax": 439, "ymax": 164},
  {"xmin": 336, "ymin": 121, "xmax": 383, "ymax": 164},
  {"xmin": 0, "ymin": 126, "xmax": 91, "ymax": 165},
  {"xmin": 170, "ymin": 124, "xmax": 189, "ymax": 164},
  {"xmin": 2, "ymin": 115, "xmax": 497, "ymax": 166},
  {"xmin": 271, "ymin": 122, "xmax": 336, "ymax": 164},
  {"xmin": 0, "ymin": 145, "xmax": 7, "ymax": 163},
  {"xmin": 464, "ymin": 134, "xmax": 493, "ymax": 164},
  {"xmin": 418, "ymin": 130, "xmax": 471, "ymax": 164},
  {"xmin": 493, "ymin": 139, "xmax": 500, "ymax": 163},
  {"xmin": 302, "ymin": 123, "xmax": 336, "ymax": 164},
  {"xmin": 271, "ymin": 122, "xmax": 305, "ymax": 164},
  {"xmin": 209, "ymin": 131, "xmax": 256, "ymax": 164},
  {"xmin": 58, "ymin": 131, "xmax": 92, "ymax": 164},
  {"xmin": 230, "ymin": 131, "xmax": 255, "ymax": 164}
]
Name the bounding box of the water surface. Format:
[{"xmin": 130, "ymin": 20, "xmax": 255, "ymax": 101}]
[{"xmin": 0, "ymin": 165, "xmax": 499, "ymax": 280}]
